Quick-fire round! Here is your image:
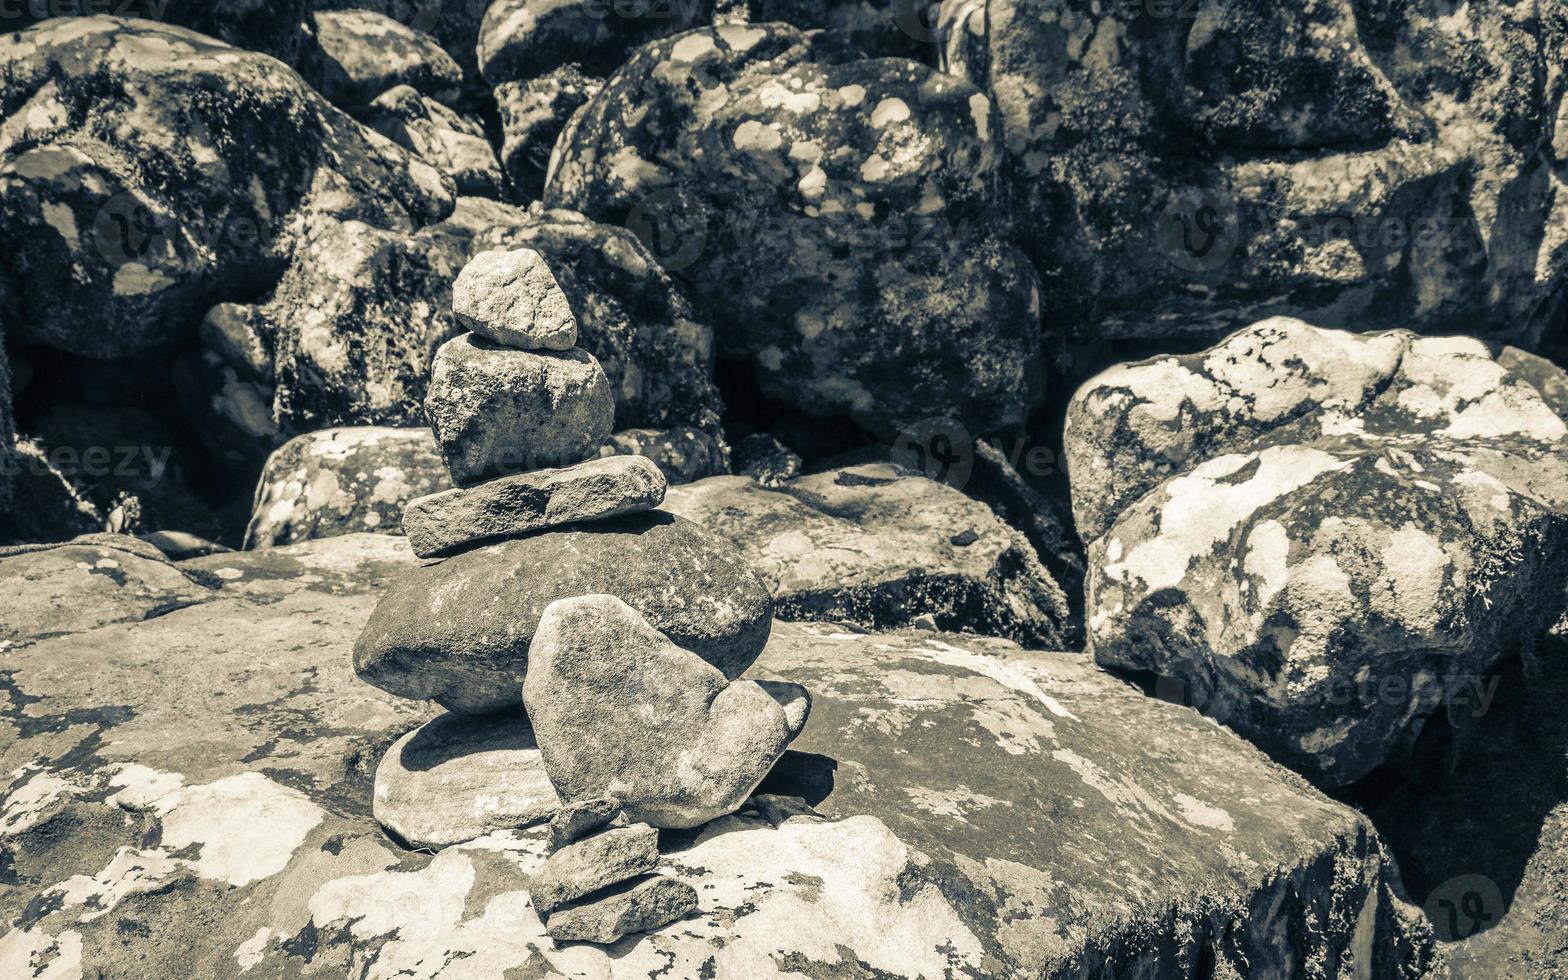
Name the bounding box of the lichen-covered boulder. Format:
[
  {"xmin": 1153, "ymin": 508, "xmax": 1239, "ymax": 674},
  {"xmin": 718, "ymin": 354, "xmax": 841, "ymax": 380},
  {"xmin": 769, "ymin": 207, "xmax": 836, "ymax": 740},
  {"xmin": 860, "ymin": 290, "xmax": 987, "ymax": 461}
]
[
  {"xmin": 245, "ymin": 427, "xmax": 451, "ymax": 549},
  {"xmin": 478, "ymin": 0, "xmax": 712, "ymax": 84},
  {"xmin": 664, "ymin": 462, "xmax": 1073, "ymax": 648},
  {"xmin": 304, "ymin": 9, "xmax": 463, "ymax": 109},
  {"xmin": 362, "ymin": 86, "xmax": 504, "ymax": 197},
  {"xmin": 0, "ymin": 18, "xmax": 454, "ymax": 360},
  {"xmin": 942, "ymin": 0, "xmax": 1568, "ymax": 352},
  {"xmin": 317, "ymin": 0, "xmax": 491, "ymax": 81},
  {"xmin": 1068, "ymin": 317, "xmax": 1568, "ymax": 786},
  {"xmin": 494, "ymin": 68, "xmax": 602, "ymax": 199},
  {"xmin": 545, "ymin": 24, "xmax": 1043, "ymax": 438},
  {"xmin": 353, "ymin": 512, "xmax": 774, "ymax": 713},
  {"xmin": 0, "ymin": 549, "xmax": 1435, "ymax": 976},
  {"xmin": 475, "ymin": 208, "xmax": 724, "ymax": 437},
  {"xmin": 0, "ymin": 0, "xmax": 317, "ymax": 65}
]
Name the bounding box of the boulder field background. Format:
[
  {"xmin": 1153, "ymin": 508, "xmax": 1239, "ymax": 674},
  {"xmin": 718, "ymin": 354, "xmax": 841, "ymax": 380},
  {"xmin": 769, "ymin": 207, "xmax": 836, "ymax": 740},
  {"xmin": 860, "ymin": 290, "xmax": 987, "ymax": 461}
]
[{"xmin": 4, "ymin": 1, "xmax": 1568, "ymax": 977}]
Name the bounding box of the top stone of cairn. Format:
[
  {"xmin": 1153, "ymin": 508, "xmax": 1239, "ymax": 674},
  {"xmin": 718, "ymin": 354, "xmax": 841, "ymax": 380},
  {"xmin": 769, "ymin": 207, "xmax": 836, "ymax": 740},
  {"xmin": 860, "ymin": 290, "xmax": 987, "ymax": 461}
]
[{"xmin": 453, "ymin": 248, "xmax": 578, "ymax": 351}]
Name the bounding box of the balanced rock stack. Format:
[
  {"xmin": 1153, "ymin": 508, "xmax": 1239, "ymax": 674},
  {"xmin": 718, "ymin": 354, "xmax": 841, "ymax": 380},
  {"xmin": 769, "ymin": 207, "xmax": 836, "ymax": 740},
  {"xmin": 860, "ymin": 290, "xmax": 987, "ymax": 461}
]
[{"xmin": 353, "ymin": 248, "xmax": 810, "ymax": 944}]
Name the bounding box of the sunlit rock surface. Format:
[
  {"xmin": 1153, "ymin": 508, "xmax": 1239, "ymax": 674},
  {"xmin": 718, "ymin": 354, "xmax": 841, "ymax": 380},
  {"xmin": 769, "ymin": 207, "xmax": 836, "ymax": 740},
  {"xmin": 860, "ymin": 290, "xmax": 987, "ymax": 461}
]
[{"xmin": 0, "ymin": 534, "xmax": 1431, "ymax": 977}]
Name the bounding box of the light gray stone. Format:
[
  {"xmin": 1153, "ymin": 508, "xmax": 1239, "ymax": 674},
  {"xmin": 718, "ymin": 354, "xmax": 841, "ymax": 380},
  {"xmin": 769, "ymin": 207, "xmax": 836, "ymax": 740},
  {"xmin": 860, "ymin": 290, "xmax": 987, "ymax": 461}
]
[
  {"xmin": 452, "ymin": 248, "xmax": 578, "ymax": 351},
  {"xmin": 549, "ymin": 798, "xmax": 622, "ymax": 853},
  {"xmin": 373, "ymin": 711, "xmax": 560, "ymax": 850},
  {"xmin": 530, "ymin": 824, "xmax": 658, "ymax": 915},
  {"xmin": 401, "ymin": 455, "xmax": 665, "ymax": 558},
  {"xmin": 424, "ymin": 334, "xmax": 614, "ymax": 486},
  {"xmin": 524, "ymin": 595, "xmax": 798, "ymax": 829},
  {"xmin": 544, "ymin": 874, "xmax": 698, "ymax": 944}
]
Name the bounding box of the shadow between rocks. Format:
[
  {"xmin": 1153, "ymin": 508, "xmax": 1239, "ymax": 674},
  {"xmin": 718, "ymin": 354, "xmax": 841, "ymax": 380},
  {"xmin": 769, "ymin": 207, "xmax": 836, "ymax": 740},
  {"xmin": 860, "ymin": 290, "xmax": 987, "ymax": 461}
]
[
  {"xmin": 1350, "ymin": 645, "xmax": 1568, "ymax": 956},
  {"xmin": 398, "ymin": 709, "xmax": 536, "ymax": 772}
]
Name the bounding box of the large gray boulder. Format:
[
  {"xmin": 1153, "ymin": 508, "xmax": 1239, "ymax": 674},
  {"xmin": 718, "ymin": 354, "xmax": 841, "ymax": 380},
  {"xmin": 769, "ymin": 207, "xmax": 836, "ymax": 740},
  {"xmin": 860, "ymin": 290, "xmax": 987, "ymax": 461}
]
[
  {"xmin": 0, "ymin": 544, "xmax": 1434, "ymax": 976},
  {"xmin": 664, "ymin": 462, "xmax": 1073, "ymax": 648},
  {"xmin": 245, "ymin": 427, "xmax": 451, "ymax": 549},
  {"xmin": 1068, "ymin": 317, "xmax": 1568, "ymax": 786},
  {"xmin": 0, "ymin": 18, "xmax": 453, "ymax": 361},
  {"xmin": 304, "ymin": 9, "xmax": 463, "ymax": 110},
  {"xmin": 545, "ymin": 24, "xmax": 1043, "ymax": 438},
  {"xmin": 353, "ymin": 511, "xmax": 774, "ymax": 713},
  {"xmin": 524, "ymin": 595, "xmax": 800, "ymax": 829},
  {"xmin": 940, "ymin": 0, "xmax": 1568, "ymax": 353}
]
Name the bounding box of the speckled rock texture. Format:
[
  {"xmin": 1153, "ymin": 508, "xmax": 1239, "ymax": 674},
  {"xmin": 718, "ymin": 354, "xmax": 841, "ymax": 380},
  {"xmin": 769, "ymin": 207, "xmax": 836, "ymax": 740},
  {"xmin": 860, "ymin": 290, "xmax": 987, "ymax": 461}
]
[
  {"xmin": 372, "ymin": 711, "xmax": 559, "ymax": 851},
  {"xmin": 353, "ymin": 512, "xmax": 774, "ymax": 713},
  {"xmin": 0, "ymin": 0, "xmax": 317, "ymax": 65},
  {"xmin": 362, "ymin": 86, "xmax": 504, "ymax": 197},
  {"xmin": 525, "ymin": 595, "xmax": 800, "ymax": 829},
  {"xmin": 317, "ymin": 0, "xmax": 491, "ymax": 81},
  {"xmin": 545, "ymin": 24, "xmax": 1043, "ymax": 438},
  {"xmin": 0, "ymin": 17, "xmax": 454, "ymax": 361},
  {"xmin": 599, "ymin": 426, "xmax": 728, "ymax": 484},
  {"xmin": 472, "ymin": 208, "xmax": 725, "ymax": 438},
  {"xmin": 1068, "ymin": 317, "xmax": 1568, "ymax": 786},
  {"xmin": 245, "ymin": 427, "xmax": 451, "ymax": 550},
  {"xmin": 424, "ymin": 334, "xmax": 615, "ymax": 485},
  {"xmin": 478, "ymin": 0, "xmax": 712, "ymax": 84},
  {"xmin": 452, "ymin": 248, "xmax": 578, "ymax": 350},
  {"xmin": 494, "ymin": 69, "xmax": 603, "ymax": 200},
  {"xmin": 664, "ymin": 462, "xmax": 1073, "ymax": 648},
  {"xmin": 545, "ymin": 874, "xmax": 699, "ymax": 943},
  {"xmin": 529, "ymin": 822, "xmax": 659, "ymax": 914},
  {"xmin": 549, "ymin": 798, "xmax": 621, "ymax": 852},
  {"xmin": 304, "ymin": 9, "xmax": 463, "ymax": 109},
  {"xmin": 402, "ymin": 454, "xmax": 666, "ymax": 558},
  {"xmin": 0, "ymin": 538, "xmax": 1435, "ymax": 976},
  {"xmin": 941, "ymin": 0, "xmax": 1568, "ymax": 352}
]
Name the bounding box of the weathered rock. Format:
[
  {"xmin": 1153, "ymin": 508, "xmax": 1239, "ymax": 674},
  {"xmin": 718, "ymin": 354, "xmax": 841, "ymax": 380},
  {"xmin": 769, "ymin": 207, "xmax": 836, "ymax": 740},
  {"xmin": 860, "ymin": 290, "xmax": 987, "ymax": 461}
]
[
  {"xmin": 494, "ymin": 69, "xmax": 602, "ymax": 200},
  {"xmin": 1068, "ymin": 317, "xmax": 1568, "ymax": 785},
  {"xmin": 0, "ymin": 539, "xmax": 209, "ymax": 646},
  {"xmin": 171, "ymin": 349, "xmax": 283, "ymax": 470},
  {"xmin": 530, "ymin": 823, "xmax": 659, "ymax": 914},
  {"xmin": 138, "ymin": 531, "xmax": 232, "ymax": 561},
  {"xmin": 472, "ymin": 208, "xmax": 724, "ymax": 437},
  {"xmin": 452, "ymin": 248, "xmax": 578, "ymax": 350},
  {"xmin": 599, "ymin": 427, "xmax": 727, "ymax": 484},
  {"xmin": 245, "ymin": 427, "xmax": 451, "ymax": 549},
  {"xmin": 424, "ymin": 334, "xmax": 615, "ymax": 485},
  {"xmin": 549, "ymin": 798, "xmax": 621, "ymax": 852},
  {"xmin": 544, "ymin": 874, "xmax": 698, "ymax": 943},
  {"xmin": 199, "ymin": 303, "xmax": 273, "ymax": 383},
  {"xmin": 362, "ymin": 86, "xmax": 505, "ymax": 197},
  {"xmin": 546, "ymin": 25, "xmax": 1043, "ymax": 438},
  {"xmin": 305, "ymin": 9, "xmax": 463, "ymax": 109},
  {"xmin": 0, "ymin": 549, "xmax": 1432, "ymax": 976},
  {"xmin": 0, "ymin": 17, "xmax": 453, "ymax": 360},
  {"xmin": 353, "ymin": 511, "xmax": 773, "ymax": 713},
  {"xmin": 0, "ymin": 0, "xmax": 317, "ymax": 65},
  {"xmin": 756, "ymin": 679, "xmax": 812, "ymax": 737},
  {"xmin": 0, "ymin": 439, "xmax": 105, "ymax": 546},
  {"xmin": 942, "ymin": 0, "xmax": 1568, "ymax": 353},
  {"xmin": 664, "ymin": 462, "xmax": 1073, "ymax": 648},
  {"xmin": 525, "ymin": 595, "xmax": 798, "ymax": 828},
  {"xmin": 373, "ymin": 711, "xmax": 559, "ymax": 850},
  {"xmin": 402, "ymin": 454, "xmax": 665, "ymax": 557},
  {"xmin": 477, "ymin": 0, "xmax": 711, "ymax": 84},
  {"xmin": 732, "ymin": 432, "xmax": 802, "ymax": 487},
  {"xmin": 267, "ymin": 215, "xmax": 468, "ymax": 434},
  {"xmin": 316, "ymin": 0, "xmax": 491, "ymax": 81}
]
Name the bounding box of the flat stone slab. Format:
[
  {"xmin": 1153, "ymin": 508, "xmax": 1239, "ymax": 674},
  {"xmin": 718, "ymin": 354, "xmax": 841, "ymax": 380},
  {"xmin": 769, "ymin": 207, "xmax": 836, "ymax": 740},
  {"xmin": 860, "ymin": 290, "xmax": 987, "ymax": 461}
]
[
  {"xmin": 401, "ymin": 454, "xmax": 665, "ymax": 558},
  {"xmin": 0, "ymin": 536, "xmax": 1431, "ymax": 977}
]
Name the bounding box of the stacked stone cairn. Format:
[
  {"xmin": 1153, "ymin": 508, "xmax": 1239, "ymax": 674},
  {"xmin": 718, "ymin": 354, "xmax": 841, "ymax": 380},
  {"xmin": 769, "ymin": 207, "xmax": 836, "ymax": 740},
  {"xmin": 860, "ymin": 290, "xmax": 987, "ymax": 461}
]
[{"xmin": 351, "ymin": 248, "xmax": 810, "ymax": 944}]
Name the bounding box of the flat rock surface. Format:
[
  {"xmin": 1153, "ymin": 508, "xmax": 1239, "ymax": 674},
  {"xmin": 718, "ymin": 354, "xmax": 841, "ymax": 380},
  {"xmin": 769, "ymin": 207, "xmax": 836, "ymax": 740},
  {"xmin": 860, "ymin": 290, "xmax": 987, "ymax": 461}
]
[
  {"xmin": 664, "ymin": 462, "xmax": 1073, "ymax": 648},
  {"xmin": 0, "ymin": 534, "xmax": 1434, "ymax": 977},
  {"xmin": 402, "ymin": 454, "xmax": 665, "ymax": 558}
]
